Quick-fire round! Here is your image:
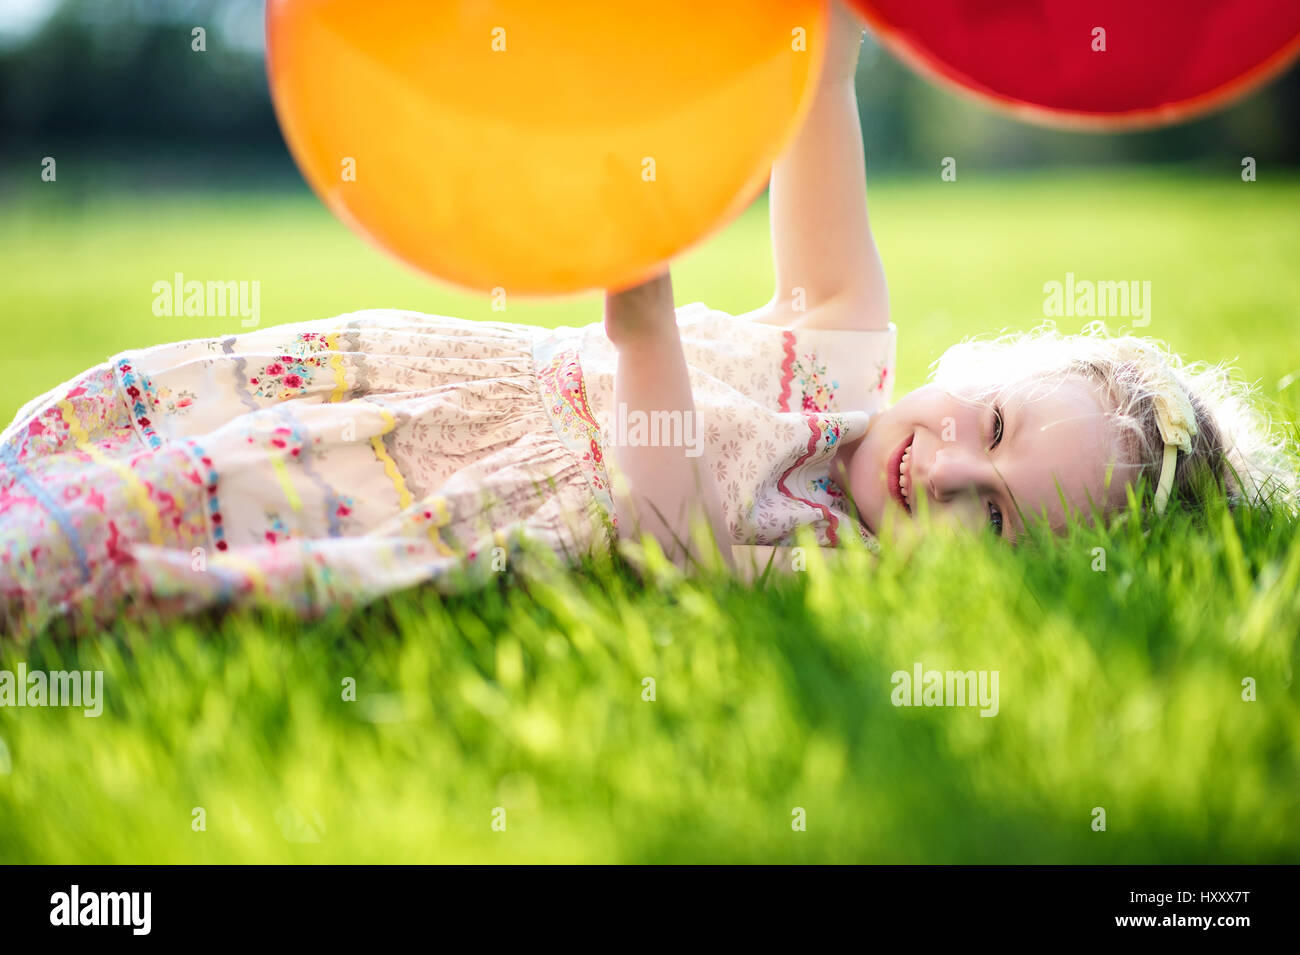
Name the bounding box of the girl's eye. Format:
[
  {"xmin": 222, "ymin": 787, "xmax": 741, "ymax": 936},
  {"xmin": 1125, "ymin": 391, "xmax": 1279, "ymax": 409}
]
[
  {"xmin": 988, "ymin": 404, "xmax": 1004, "ymax": 450},
  {"xmin": 988, "ymin": 501, "xmax": 1004, "ymax": 537}
]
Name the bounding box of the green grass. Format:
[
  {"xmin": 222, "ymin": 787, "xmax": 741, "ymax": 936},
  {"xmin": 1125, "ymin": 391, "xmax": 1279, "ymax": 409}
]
[{"xmin": 1, "ymin": 169, "xmax": 1299, "ymax": 862}]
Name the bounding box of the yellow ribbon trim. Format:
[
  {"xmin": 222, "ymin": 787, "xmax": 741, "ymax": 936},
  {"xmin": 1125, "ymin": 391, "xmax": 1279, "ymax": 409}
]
[
  {"xmin": 60, "ymin": 398, "xmax": 165, "ymax": 546},
  {"xmin": 424, "ymin": 494, "xmax": 455, "ymax": 557},
  {"xmin": 271, "ymin": 455, "xmax": 303, "ymax": 512},
  {"xmin": 324, "ymin": 333, "xmax": 349, "ymax": 403},
  {"xmin": 56, "ymin": 397, "xmax": 90, "ymax": 445},
  {"xmin": 212, "ymin": 552, "xmax": 268, "ymax": 596},
  {"xmin": 369, "ymin": 406, "xmax": 412, "ymax": 510}
]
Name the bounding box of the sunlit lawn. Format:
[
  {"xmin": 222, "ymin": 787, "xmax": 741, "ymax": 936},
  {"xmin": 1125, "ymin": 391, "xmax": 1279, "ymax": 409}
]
[{"xmin": 1, "ymin": 168, "xmax": 1298, "ymax": 862}]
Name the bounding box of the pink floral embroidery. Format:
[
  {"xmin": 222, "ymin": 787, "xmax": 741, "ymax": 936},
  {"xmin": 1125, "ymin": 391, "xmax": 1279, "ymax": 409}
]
[
  {"xmin": 246, "ymin": 424, "xmax": 304, "ymax": 458},
  {"xmin": 791, "ymin": 352, "xmax": 838, "ymax": 413},
  {"xmin": 534, "ymin": 339, "xmax": 617, "ymax": 530},
  {"xmin": 251, "ymin": 333, "xmax": 332, "ymax": 399},
  {"xmin": 777, "ymin": 331, "xmax": 796, "ymax": 412},
  {"xmin": 155, "ymin": 383, "xmax": 198, "ymax": 415},
  {"xmin": 116, "ymin": 358, "xmax": 163, "ymax": 448},
  {"xmin": 536, "ymin": 346, "xmax": 608, "ymax": 495},
  {"xmin": 186, "ymin": 441, "xmax": 227, "ymax": 551},
  {"xmin": 774, "ymin": 413, "xmax": 848, "ymax": 546},
  {"xmin": 262, "ymin": 512, "xmax": 290, "ymax": 545}
]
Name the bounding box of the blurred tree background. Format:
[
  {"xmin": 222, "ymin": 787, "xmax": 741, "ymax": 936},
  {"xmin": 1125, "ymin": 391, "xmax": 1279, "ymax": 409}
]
[{"xmin": 2, "ymin": 0, "xmax": 1298, "ymax": 189}]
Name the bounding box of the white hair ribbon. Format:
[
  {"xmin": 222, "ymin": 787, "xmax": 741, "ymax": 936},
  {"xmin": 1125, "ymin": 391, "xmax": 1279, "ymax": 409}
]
[{"xmin": 1146, "ymin": 358, "xmax": 1198, "ymax": 514}]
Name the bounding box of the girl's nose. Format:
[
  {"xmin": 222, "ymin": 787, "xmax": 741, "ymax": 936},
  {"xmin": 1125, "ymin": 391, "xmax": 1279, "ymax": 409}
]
[
  {"xmin": 924, "ymin": 444, "xmax": 993, "ymax": 502},
  {"xmin": 914, "ymin": 444, "xmax": 997, "ymax": 534}
]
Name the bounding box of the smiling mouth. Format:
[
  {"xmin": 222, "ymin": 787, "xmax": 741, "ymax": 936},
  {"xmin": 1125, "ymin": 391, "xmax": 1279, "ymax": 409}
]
[{"xmin": 887, "ymin": 432, "xmax": 915, "ymax": 516}]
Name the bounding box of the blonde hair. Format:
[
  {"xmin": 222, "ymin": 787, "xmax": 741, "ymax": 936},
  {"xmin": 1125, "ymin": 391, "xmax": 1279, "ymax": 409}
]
[{"xmin": 930, "ymin": 322, "xmax": 1298, "ymax": 518}]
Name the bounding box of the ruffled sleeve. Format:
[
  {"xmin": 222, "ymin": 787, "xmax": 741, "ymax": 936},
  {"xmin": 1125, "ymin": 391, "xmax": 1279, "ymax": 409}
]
[
  {"xmin": 784, "ymin": 323, "xmax": 897, "ymax": 417},
  {"xmin": 666, "ymin": 301, "xmax": 897, "ymax": 416}
]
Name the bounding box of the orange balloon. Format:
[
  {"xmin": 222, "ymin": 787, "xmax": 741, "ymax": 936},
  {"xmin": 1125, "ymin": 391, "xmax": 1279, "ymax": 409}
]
[{"xmin": 267, "ymin": 1, "xmax": 827, "ymax": 295}]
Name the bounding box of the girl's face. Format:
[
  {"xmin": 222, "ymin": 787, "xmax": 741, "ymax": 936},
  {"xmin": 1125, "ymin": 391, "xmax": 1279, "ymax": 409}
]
[{"xmin": 840, "ymin": 375, "xmax": 1128, "ymax": 540}]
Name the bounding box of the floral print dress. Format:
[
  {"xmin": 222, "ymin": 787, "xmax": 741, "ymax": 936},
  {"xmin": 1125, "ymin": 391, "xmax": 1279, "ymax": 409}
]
[{"xmin": 0, "ymin": 304, "xmax": 895, "ymax": 635}]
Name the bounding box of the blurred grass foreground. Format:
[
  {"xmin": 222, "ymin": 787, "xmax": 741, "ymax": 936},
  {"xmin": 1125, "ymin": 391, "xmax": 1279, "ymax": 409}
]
[{"xmin": 1, "ymin": 168, "xmax": 1298, "ymax": 862}]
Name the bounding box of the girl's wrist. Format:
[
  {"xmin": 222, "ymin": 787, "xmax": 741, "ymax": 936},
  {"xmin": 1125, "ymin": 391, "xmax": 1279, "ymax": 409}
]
[
  {"xmin": 604, "ymin": 270, "xmax": 677, "ymax": 351},
  {"xmin": 607, "ymin": 321, "xmax": 681, "ymax": 356},
  {"xmin": 821, "ymin": 1, "xmax": 863, "ymax": 83}
]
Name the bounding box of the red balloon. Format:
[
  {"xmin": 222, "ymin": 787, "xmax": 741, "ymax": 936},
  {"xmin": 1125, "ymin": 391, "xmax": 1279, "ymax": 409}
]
[{"xmin": 848, "ymin": 0, "xmax": 1300, "ymax": 128}]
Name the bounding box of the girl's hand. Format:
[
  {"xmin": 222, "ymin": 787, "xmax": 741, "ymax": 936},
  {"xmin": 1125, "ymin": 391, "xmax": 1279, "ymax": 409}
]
[{"xmin": 604, "ymin": 270, "xmax": 676, "ymax": 350}]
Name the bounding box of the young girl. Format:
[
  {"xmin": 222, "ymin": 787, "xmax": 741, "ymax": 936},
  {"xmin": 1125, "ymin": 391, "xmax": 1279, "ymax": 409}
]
[{"xmin": 2, "ymin": 7, "xmax": 1292, "ymax": 636}]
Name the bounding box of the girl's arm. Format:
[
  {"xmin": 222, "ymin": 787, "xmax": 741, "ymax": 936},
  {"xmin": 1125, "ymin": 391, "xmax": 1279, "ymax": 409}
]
[
  {"xmin": 605, "ymin": 271, "xmax": 733, "ymax": 568},
  {"xmin": 742, "ymin": 1, "xmax": 889, "ymax": 332}
]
